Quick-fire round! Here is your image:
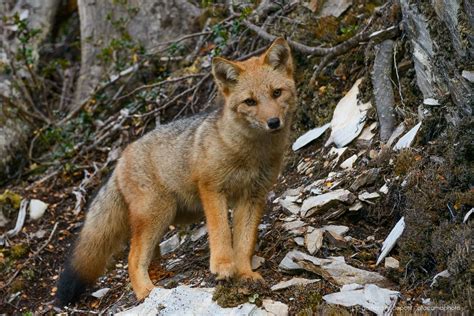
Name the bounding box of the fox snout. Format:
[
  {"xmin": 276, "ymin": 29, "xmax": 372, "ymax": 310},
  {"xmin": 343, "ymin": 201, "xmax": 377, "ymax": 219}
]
[{"xmin": 267, "ymin": 117, "xmax": 281, "ymax": 130}]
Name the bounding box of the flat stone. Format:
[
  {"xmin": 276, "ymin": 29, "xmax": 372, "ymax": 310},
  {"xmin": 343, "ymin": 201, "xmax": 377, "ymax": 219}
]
[
  {"xmin": 91, "ymin": 287, "xmax": 110, "ymax": 299},
  {"xmin": 294, "ymin": 237, "xmax": 305, "ymax": 246},
  {"xmin": 357, "ymin": 122, "xmax": 377, "ymax": 142},
  {"xmin": 384, "ymin": 257, "xmax": 400, "ymax": 269},
  {"xmin": 462, "ymin": 70, "xmax": 474, "ymax": 83},
  {"xmin": 191, "ymin": 226, "xmax": 207, "ymax": 242},
  {"xmin": 325, "ymin": 230, "xmax": 347, "ymax": 248},
  {"xmin": 117, "ymin": 286, "xmax": 275, "ymax": 315},
  {"xmin": 350, "ymin": 168, "xmax": 381, "ymax": 191},
  {"xmin": 262, "ymin": 299, "xmax": 289, "ymax": 316},
  {"xmin": 160, "ymin": 234, "xmax": 180, "ymax": 255},
  {"xmin": 280, "ymin": 250, "xmax": 394, "ymax": 288},
  {"xmin": 279, "ymin": 197, "xmax": 301, "ymax": 215},
  {"xmin": 305, "ymin": 228, "xmax": 324, "ymax": 255},
  {"xmin": 318, "ymin": 0, "xmax": 352, "ymax": 18},
  {"xmin": 323, "ymin": 283, "xmax": 399, "ymax": 316},
  {"xmin": 358, "ymin": 191, "xmax": 381, "ymax": 202},
  {"xmin": 301, "ymin": 189, "xmax": 356, "ymax": 217},
  {"xmin": 376, "ymin": 217, "xmax": 405, "ymax": 266},
  {"xmin": 282, "ymin": 220, "xmax": 307, "ymax": 235},
  {"xmin": 322, "ymin": 225, "xmax": 349, "ymax": 236},
  {"xmin": 271, "ymin": 277, "xmax": 320, "ymax": 291},
  {"xmin": 393, "ymin": 122, "xmax": 422, "ymax": 150},
  {"xmin": 325, "ymin": 79, "xmax": 371, "ymax": 148},
  {"xmin": 292, "ymin": 123, "xmax": 330, "ymax": 151},
  {"xmin": 251, "ymin": 255, "xmax": 265, "ymax": 270},
  {"xmin": 349, "ymin": 201, "xmax": 364, "ymax": 211},
  {"xmin": 340, "ymin": 154, "xmax": 358, "ymax": 169}
]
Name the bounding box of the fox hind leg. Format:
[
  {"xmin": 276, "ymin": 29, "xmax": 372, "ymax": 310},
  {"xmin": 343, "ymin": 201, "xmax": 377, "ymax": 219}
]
[{"xmin": 128, "ymin": 195, "xmax": 176, "ymax": 300}]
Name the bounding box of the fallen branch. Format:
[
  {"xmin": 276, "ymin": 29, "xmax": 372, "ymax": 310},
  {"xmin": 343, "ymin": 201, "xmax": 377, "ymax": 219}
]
[
  {"xmin": 242, "ymin": 18, "xmax": 399, "ymax": 82},
  {"xmin": 372, "ymin": 39, "xmax": 396, "ymax": 141},
  {"xmin": 114, "ymin": 73, "xmax": 205, "ymax": 103}
]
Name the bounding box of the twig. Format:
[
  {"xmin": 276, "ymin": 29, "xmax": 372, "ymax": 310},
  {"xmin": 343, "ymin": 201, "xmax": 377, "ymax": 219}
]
[
  {"xmin": 114, "ymin": 74, "xmax": 205, "ymax": 103},
  {"xmin": 2, "ymin": 222, "xmax": 59, "ymax": 290},
  {"xmin": 4, "ymin": 200, "xmax": 28, "ymax": 238},
  {"xmin": 309, "ymin": 25, "xmax": 400, "ymax": 83},
  {"xmin": 57, "ymin": 64, "xmax": 140, "ymax": 126}
]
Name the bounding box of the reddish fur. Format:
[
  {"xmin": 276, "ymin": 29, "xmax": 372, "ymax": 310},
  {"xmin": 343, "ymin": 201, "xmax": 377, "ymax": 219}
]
[{"xmin": 57, "ymin": 38, "xmax": 296, "ymax": 304}]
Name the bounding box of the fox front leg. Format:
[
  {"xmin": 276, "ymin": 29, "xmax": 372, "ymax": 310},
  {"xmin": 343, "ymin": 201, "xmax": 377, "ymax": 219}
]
[
  {"xmin": 198, "ymin": 184, "xmax": 235, "ymax": 279},
  {"xmin": 232, "ymin": 198, "xmax": 265, "ymax": 281}
]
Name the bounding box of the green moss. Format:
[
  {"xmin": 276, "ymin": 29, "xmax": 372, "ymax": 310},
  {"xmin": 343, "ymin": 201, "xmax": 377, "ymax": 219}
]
[
  {"xmin": 212, "ymin": 280, "xmax": 268, "ymax": 308},
  {"xmin": 11, "ymin": 243, "xmax": 28, "ymax": 259}
]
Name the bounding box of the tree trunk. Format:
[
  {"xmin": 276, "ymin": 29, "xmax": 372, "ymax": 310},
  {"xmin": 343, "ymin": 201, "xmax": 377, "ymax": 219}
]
[
  {"xmin": 399, "ymin": 0, "xmax": 473, "ymax": 121},
  {"xmin": 0, "ymin": 0, "xmax": 61, "ymax": 177},
  {"xmin": 73, "ymin": 0, "xmax": 201, "ymax": 108}
]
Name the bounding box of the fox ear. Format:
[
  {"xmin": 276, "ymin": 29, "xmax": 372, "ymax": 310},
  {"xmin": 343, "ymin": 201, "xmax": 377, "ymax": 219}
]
[
  {"xmin": 263, "ymin": 37, "xmax": 293, "ymax": 76},
  {"xmin": 212, "ymin": 57, "xmax": 242, "ymax": 92}
]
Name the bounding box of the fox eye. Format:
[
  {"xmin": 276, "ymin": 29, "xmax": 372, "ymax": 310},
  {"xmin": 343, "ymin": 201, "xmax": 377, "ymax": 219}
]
[
  {"xmin": 244, "ymin": 98, "xmax": 257, "ymax": 106},
  {"xmin": 272, "ymin": 89, "xmax": 282, "ymax": 98}
]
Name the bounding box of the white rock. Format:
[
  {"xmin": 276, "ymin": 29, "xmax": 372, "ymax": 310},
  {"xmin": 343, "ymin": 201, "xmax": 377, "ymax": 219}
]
[
  {"xmin": 327, "ymin": 147, "xmax": 348, "ymax": 165},
  {"xmin": 386, "ymin": 123, "xmax": 406, "ymax": 147},
  {"xmin": 349, "ymin": 201, "xmax": 364, "ymax": 211},
  {"xmin": 301, "ymin": 189, "xmax": 355, "ymax": 217},
  {"xmin": 279, "ymin": 250, "xmax": 392, "ymax": 288},
  {"xmin": 305, "ymin": 228, "xmax": 324, "ymax": 255},
  {"xmin": 282, "ymin": 187, "xmax": 304, "ymax": 197},
  {"xmin": 160, "ymin": 234, "xmax": 181, "ymax": 255},
  {"xmin": 282, "ymin": 220, "xmax": 306, "ymax": 231},
  {"xmin": 323, "ymin": 283, "xmax": 399, "ymax": 316},
  {"xmin": 384, "ymin": 257, "xmax": 400, "ymax": 269},
  {"xmin": 423, "ymin": 98, "xmax": 439, "ymax": 106},
  {"xmin": 393, "ymin": 122, "xmax": 422, "ymax": 150},
  {"xmin": 376, "ymin": 217, "xmax": 405, "ymax": 266},
  {"xmin": 430, "ymin": 270, "xmax": 451, "ymax": 287},
  {"xmin": 340, "ymin": 154, "xmax": 358, "ymax": 169},
  {"xmin": 322, "ymin": 225, "xmax": 349, "ymax": 236},
  {"xmin": 292, "ymin": 123, "xmax": 330, "ymax": 151},
  {"xmin": 252, "ymin": 255, "xmax": 265, "ymax": 270},
  {"xmin": 318, "ymin": 0, "xmax": 352, "ymax": 18},
  {"xmin": 279, "ymin": 197, "xmax": 301, "ymax": 215},
  {"xmin": 91, "ymin": 287, "xmax": 110, "ymax": 299},
  {"xmin": 294, "ymin": 237, "xmax": 305, "ymax": 246},
  {"xmin": 359, "ymin": 191, "xmax": 381, "ymax": 202},
  {"xmin": 262, "ymin": 299, "xmax": 289, "ymax": 316},
  {"xmin": 461, "ymin": 70, "xmax": 474, "ymax": 83},
  {"xmin": 29, "ymin": 199, "xmax": 48, "ymax": 220},
  {"xmin": 271, "ymin": 277, "xmax": 320, "ymax": 291},
  {"xmin": 379, "ymin": 184, "xmax": 389, "ymax": 195},
  {"xmin": 117, "ymin": 286, "xmax": 269, "ymax": 316},
  {"xmin": 357, "ymin": 122, "xmax": 377, "ymax": 141},
  {"xmin": 325, "ymin": 79, "xmax": 371, "ymax": 148},
  {"xmin": 191, "ymin": 226, "xmax": 207, "ymax": 242}
]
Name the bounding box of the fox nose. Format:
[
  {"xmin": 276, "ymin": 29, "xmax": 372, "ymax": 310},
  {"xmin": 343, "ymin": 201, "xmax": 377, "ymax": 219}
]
[{"xmin": 267, "ymin": 117, "xmax": 281, "ymax": 130}]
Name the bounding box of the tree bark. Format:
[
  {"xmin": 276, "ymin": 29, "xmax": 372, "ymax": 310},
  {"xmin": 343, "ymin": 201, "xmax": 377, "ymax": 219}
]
[
  {"xmin": 400, "ymin": 0, "xmax": 473, "ymax": 121},
  {"xmin": 0, "ymin": 0, "xmax": 61, "ymax": 177},
  {"xmin": 73, "ymin": 0, "xmax": 201, "ymax": 109}
]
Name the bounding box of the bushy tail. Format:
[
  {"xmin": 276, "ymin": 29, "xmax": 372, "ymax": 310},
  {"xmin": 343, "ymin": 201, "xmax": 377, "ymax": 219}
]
[{"xmin": 56, "ymin": 171, "xmax": 129, "ymax": 306}]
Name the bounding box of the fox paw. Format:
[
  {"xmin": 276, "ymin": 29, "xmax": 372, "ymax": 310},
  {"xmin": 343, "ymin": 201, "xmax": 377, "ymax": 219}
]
[
  {"xmin": 238, "ymin": 270, "xmax": 264, "ymax": 282},
  {"xmin": 211, "ymin": 259, "xmax": 236, "ymax": 280},
  {"xmin": 134, "ymin": 283, "xmax": 155, "ymax": 301}
]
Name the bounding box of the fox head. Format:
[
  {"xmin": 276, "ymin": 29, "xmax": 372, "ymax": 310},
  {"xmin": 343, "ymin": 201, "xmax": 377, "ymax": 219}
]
[{"xmin": 212, "ymin": 38, "xmax": 296, "ymax": 132}]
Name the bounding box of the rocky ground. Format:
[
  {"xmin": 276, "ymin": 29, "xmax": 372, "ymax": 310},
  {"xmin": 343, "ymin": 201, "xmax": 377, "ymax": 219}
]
[{"xmin": 0, "ymin": 0, "xmax": 472, "ymax": 315}]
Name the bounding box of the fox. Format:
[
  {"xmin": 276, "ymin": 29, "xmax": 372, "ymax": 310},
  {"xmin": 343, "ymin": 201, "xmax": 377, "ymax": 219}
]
[{"xmin": 56, "ymin": 37, "xmax": 297, "ymax": 305}]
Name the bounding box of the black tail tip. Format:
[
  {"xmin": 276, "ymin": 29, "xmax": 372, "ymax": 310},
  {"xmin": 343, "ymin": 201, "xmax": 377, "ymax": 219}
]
[{"xmin": 55, "ymin": 262, "xmax": 89, "ymax": 307}]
